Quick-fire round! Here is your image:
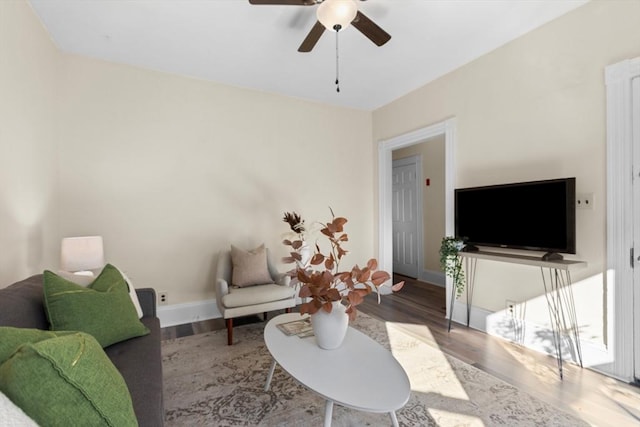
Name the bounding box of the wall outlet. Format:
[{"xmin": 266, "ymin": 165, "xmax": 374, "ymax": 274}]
[
  {"xmin": 505, "ymin": 299, "xmax": 516, "ymax": 317},
  {"xmin": 576, "ymin": 193, "xmax": 594, "ymax": 210},
  {"xmin": 158, "ymin": 291, "xmax": 168, "ymax": 305}
]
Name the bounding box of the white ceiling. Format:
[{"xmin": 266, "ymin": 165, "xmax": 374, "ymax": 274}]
[{"xmin": 28, "ymin": 0, "xmax": 589, "ymax": 111}]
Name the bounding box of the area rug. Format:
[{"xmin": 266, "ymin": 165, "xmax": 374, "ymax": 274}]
[{"xmin": 161, "ymin": 313, "xmax": 589, "ymax": 426}]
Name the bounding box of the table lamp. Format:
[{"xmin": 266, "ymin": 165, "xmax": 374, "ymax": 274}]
[{"xmin": 60, "ymin": 236, "xmax": 105, "ymax": 276}]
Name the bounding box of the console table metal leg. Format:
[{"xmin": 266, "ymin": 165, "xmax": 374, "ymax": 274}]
[
  {"xmin": 447, "ymin": 272, "xmax": 457, "ymax": 332},
  {"xmin": 449, "ymin": 257, "xmax": 478, "ymax": 332},
  {"xmin": 541, "ymin": 268, "xmax": 565, "ymax": 379},
  {"xmin": 540, "ymin": 267, "xmax": 583, "ymax": 379},
  {"xmin": 465, "ymin": 257, "xmax": 477, "ymax": 327},
  {"xmin": 559, "ymin": 270, "xmax": 583, "ymax": 367},
  {"xmin": 389, "ymin": 410, "xmax": 399, "ymax": 427},
  {"xmin": 264, "ymin": 359, "xmax": 277, "ymax": 391},
  {"xmin": 324, "ymin": 400, "xmax": 334, "ymax": 427}
]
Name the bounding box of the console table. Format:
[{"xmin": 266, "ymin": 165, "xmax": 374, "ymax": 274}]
[{"xmin": 450, "ymin": 250, "xmax": 587, "ymax": 379}]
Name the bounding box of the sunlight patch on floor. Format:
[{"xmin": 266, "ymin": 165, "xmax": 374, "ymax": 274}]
[
  {"xmin": 600, "ymin": 377, "xmax": 640, "ymax": 421},
  {"xmin": 428, "ymin": 409, "xmax": 485, "ymax": 426},
  {"xmin": 492, "ymin": 336, "xmax": 562, "ymax": 385},
  {"xmin": 384, "ymin": 321, "xmax": 471, "ymax": 401},
  {"xmin": 386, "ymin": 320, "xmax": 439, "ymax": 346},
  {"xmin": 490, "ymin": 334, "xmax": 640, "ymax": 425}
]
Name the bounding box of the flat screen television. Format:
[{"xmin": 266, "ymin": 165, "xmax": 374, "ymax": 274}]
[{"xmin": 455, "ymin": 177, "xmax": 576, "ymax": 259}]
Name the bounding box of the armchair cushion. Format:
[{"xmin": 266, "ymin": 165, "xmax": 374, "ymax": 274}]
[
  {"xmin": 222, "ymin": 284, "xmax": 296, "ymax": 308},
  {"xmin": 230, "ymin": 244, "xmax": 273, "ymax": 288}
]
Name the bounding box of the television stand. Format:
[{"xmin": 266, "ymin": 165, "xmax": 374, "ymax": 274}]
[{"xmin": 452, "ymin": 250, "xmax": 586, "ymax": 379}]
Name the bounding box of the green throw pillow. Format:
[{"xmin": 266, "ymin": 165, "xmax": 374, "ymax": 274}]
[
  {"xmin": 0, "ymin": 327, "xmax": 77, "ymax": 364},
  {"xmin": 43, "ymin": 264, "xmax": 149, "ymax": 347},
  {"xmin": 0, "ymin": 331, "xmax": 137, "ymax": 427}
]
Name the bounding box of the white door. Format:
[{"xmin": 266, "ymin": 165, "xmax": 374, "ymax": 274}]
[
  {"xmin": 633, "ymin": 75, "xmax": 640, "ymax": 381},
  {"xmin": 392, "ymin": 157, "xmax": 419, "ymax": 278}
]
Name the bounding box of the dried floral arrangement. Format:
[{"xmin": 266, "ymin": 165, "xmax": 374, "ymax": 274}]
[{"xmin": 282, "ymin": 209, "xmax": 404, "ymax": 321}]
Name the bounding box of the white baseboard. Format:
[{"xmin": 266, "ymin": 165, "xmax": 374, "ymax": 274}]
[
  {"xmin": 450, "ymin": 301, "xmax": 610, "ymax": 370},
  {"xmin": 157, "ymin": 299, "xmax": 221, "ymax": 328},
  {"xmin": 418, "ymin": 270, "xmax": 445, "ymax": 287}
]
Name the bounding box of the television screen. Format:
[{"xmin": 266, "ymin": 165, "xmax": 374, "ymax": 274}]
[{"xmin": 455, "ymin": 178, "xmax": 576, "ymax": 256}]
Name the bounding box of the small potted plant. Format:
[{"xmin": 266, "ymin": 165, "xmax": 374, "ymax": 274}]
[
  {"xmin": 439, "ymin": 236, "xmax": 466, "ymax": 298},
  {"xmin": 282, "ymin": 208, "xmax": 404, "ymax": 349}
]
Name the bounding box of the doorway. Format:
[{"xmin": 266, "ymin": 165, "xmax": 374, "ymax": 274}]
[
  {"xmin": 392, "ymin": 156, "xmax": 421, "ymax": 278},
  {"xmin": 378, "ymin": 118, "xmax": 456, "ymax": 319}
]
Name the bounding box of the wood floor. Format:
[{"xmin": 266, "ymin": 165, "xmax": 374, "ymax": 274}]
[{"xmin": 161, "ymin": 275, "xmax": 640, "ymax": 426}]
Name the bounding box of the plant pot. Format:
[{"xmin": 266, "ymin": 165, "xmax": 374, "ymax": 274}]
[{"xmin": 311, "ymin": 301, "xmax": 349, "ymax": 350}]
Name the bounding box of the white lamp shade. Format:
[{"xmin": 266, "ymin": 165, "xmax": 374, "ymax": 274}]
[
  {"xmin": 60, "ymin": 236, "xmax": 105, "ymax": 272},
  {"xmin": 317, "ymin": 0, "xmax": 357, "ymax": 31}
]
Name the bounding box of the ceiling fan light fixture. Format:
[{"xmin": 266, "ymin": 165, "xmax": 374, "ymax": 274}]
[{"xmin": 317, "ymin": 0, "xmax": 357, "ymax": 31}]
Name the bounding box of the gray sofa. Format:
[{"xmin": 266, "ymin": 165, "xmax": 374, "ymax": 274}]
[{"xmin": 0, "ymin": 274, "xmax": 164, "ymax": 426}]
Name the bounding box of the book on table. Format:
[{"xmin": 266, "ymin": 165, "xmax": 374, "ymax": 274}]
[{"xmin": 277, "ymin": 317, "xmax": 313, "ymax": 337}]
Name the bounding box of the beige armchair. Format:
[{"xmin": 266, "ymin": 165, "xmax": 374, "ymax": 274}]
[{"xmin": 215, "ymin": 245, "xmax": 296, "ymax": 345}]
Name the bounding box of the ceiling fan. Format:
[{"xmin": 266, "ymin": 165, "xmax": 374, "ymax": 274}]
[{"xmin": 248, "ymin": 0, "xmax": 391, "ymax": 52}]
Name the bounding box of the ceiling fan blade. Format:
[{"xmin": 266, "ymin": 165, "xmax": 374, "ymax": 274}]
[
  {"xmin": 351, "ymin": 11, "xmax": 391, "ymax": 47},
  {"xmin": 298, "ymin": 21, "xmax": 325, "ymax": 52},
  {"xmin": 248, "ymin": 0, "xmax": 315, "ymax": 5}
]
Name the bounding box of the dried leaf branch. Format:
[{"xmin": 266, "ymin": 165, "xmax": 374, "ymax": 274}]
[{"xmin": 283, "ymin": 209, "xmax": 404, "ymax": 321}]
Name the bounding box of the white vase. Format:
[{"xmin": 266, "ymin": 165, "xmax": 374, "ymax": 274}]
[{"xmin": 311, "ymin": 301, "xmax": 349, "ymax": 350}]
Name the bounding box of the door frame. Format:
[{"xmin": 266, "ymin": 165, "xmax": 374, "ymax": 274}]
[
  {"xmin": 392, "ymin": 155, "xmax": 423, "ymax": 278},
  {"xmin": 605, "ymin": 57, "xmax": 640, "ymax": 382},
  {"xmin": 378, "ymin": 118, "xmax": 456, "ymax": 318},
  {"xmin": 634, "ymin": 75, "xmax": 640, "ymax": 383}
]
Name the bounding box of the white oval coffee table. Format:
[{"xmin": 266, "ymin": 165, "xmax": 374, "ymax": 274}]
[{"xmin": 264, "ymin": 313, "xmax": 410, "ymax": 427}]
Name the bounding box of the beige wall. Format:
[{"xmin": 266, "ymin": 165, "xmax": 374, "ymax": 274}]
[
  {"xmin": 0, "ymin": 0, "xmax": 60, "ymax": 286},
  {"xmin": 0, "ymin": 0, "xmax": 374, "ymax": 304},
  {"xmin": 374, "ymin": 0, "xmax": 640, "ymax": 348},
  {"xmin": 4, "ymin": 0, "xmax": 640, "ymax": 358},
  {"xmin": 55, "ymin": 55, "xmax": 374, "ymax": 304},
  {"xmin": 392, "ymin": 135, "xmax": 445, "ymax": 275}
]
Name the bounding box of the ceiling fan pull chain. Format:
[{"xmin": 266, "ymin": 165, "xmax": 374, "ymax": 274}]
[{"xmin": 335, "ymin": 24, "xmax": 340, "ymax": 93}]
